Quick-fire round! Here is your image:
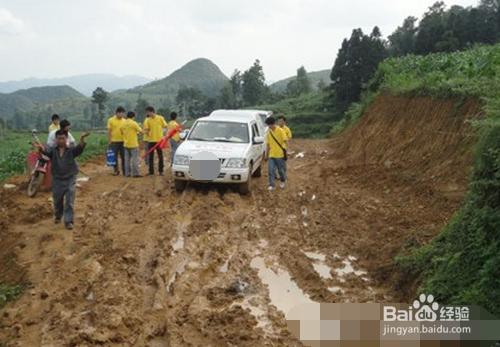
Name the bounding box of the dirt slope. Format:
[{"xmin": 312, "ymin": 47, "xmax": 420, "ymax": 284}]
[{"xmin": 0, "ymin": 95, "xmax": 481, "ymax": 346}]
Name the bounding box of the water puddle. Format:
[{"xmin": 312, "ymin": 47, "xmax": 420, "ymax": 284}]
[
  {"xmin": 166, "ymin": 259, "xmax": 188, "ymax": 293},
  {"xmin": 304, "ymin": 251, "xmax": 325, "ymax": 262},
  {"xmin": 231, "ymin": 295, "xmax": 273, "ymax": 332},
  {"xmin": 172, "ymin": 234, "xmax": 184, "ymax": 252},
  {"xmin": 334, "ymin": 257, "xmax": 367, "ymax": 277},
  {"xmin": 171, "ymin": 217, "xmax": 190, "ymax": 253},
  {"xmin": 328, "ymin": 286, "xmax": 345, "ymax": 294},
  {"xmin": 219, "ymin": 258, "xmax": 230, "ymax": 273},
  {"xmin": 304, "ymin": 251, "xmax": 332, "ymax": 280},
  {"xmin": 250, "ymin": 257, "xmax": 313, "ymax": 317}
]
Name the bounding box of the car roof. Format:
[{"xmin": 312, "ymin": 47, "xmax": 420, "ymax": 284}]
[{"xmin": 205, "ymin": 110, "xmax": 264, "ymax": 123}]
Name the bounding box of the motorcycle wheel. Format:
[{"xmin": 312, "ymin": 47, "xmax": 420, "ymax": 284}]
[{"xmin": 27, "ymin": 172, "xmax": 45, "ymax": 197}]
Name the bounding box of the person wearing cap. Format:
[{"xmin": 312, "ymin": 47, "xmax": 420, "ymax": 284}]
[
  {"xmin": 121, "ymin": 111, "xmax": 143, "ymax": 177},
  {"xmin": 107, "ymin": 106, "xmax": 126, "ymax": 176},
  {"xmin": 47, "ymin": 119, "xmax": 76, "ymax": 148}
]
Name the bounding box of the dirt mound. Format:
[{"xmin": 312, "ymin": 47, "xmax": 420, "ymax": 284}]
[{"xmin": 333, "ymin": 94, "xmax": 482, "ymax": 192}]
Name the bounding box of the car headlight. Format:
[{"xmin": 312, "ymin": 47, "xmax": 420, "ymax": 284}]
[
  {"xmin": 173, "ymin": 155, "xmax": 190, "ymax": 166},
  {"xmin": 225, "ymin": 158, "xmax": 247, "ymax": 168}
]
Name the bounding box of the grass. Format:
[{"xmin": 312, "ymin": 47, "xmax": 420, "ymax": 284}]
[
  {"xmin": 0, "ymin": 284, "xmax": 23, "ymax": 309},
  {"xmin": 252, "ymin": 91, "xmax": 342, "ymax": 138},
  {"xmin": 0, "ymin": 131, "xmax": 107, "ymax": 182}
]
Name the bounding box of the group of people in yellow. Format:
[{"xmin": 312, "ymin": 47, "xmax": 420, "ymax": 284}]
[
  {"xmin": 48, "ymin": 107, "xmax": 293, "ymax": 190},
  {"xmin": 107, "ymin": 106, "xmax": 181, "ymax": 177}
]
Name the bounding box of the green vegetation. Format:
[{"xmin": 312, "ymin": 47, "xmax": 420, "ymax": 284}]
[
  {"xmin": 253, "ymin": 91, "xmax": 340, "ymax": 138},
  {"xmin": 270, "ymin": 69, "xmax": 331, "ymax": 94},
  {"xmin": 0, "ymin": 284, "xmax": 23, "ymax": 309},
  {"xmin": 351, "ymin": 43, "xmax": 500, "ymax": 316},
  {"xmin": 0, "ymin": 131, "xmax": 108, "ymax": 182},
  {"xmin": 373, "ymin": 44, "xmax": 500, "ymax": 98}
]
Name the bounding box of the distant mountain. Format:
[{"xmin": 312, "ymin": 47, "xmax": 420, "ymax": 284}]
[
  {"xmin": 0, "ymin": 74, "xmax": 152, "ymax": 96},
  {"xmin": 270, "ymin": 69, "xmax": 331, "ymax": 93},
  {"xmin": 113, "ymin": 58, "xmax": 228, "ymax": 106},
  {"xmin": 0, "ymin": 85, "xmax": 85, "ymax": 119}
]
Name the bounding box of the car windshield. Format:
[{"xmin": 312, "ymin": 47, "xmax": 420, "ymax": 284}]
[{"xmin": 188, "ymin": 121, "xmax": 249, "ymax": 143}]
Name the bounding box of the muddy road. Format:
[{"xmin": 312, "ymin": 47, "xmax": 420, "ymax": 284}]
[{"xmin": 0, "ymin": 139, "xmax": 463, "ymax": 346}]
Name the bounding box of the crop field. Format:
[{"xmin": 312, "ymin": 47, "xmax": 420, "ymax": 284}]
[{"xmin": 0, "ymin": 131, "xmax": 108, "ymax": 182}]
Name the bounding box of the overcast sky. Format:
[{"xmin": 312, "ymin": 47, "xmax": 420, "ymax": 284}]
[{"xmin": 0, "ymin": 0, "xmax": 478, "ymax": 83}]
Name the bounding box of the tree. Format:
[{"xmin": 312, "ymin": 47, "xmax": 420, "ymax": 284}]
[
  {"xmin": 330, "ymin": 27, "xmax": 387, "ymax": 110},
  {"xmin": 388, "ymin": 16, "xmax": 418, "ymax": 56},
  {"xmin": 296, "ymin": 66, "xmax": 312, "ymax": 95},
  {"xmin": 218, "ymin": 83, "xmax": 237, "ymax": 109},
  {"xmin": 317, "ymin": 79, "xmax": 327, "ymax": 91},
  {"xmin": 242, "ymin": 59, "xmax": 267, "ymax": 106},
  {"xmin": 176, "ymin": 87, "xmax": 207, "ymax": 117},
  {"xmin": 229, "ymin": 70, "xmax": 243, "ymax": 107},
  {"xmin": 134, "ymin": 94, "xmax": 149, "ymax": 123},
  {"xmin": 415, "ymin": 2, "xmax": 447, "ymax": 54},
  {"xmin": 91, "ymin": 87, "xmax": 109, "ymax": 127}
]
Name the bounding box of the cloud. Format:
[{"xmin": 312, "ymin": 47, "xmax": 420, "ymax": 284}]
[
  {"xmin": 107, "ymin": 0, "xmax": 145, "ymax": 21},
  {"xmin": 0, "ymin": 7, "xmax": 27, "ymax": 35}
]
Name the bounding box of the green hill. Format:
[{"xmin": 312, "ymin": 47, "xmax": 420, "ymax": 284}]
[
  {"xmin": 11, "ymin": 85, "xmax": 84, "ymax": 103},
  {"xmin": 0, "ymin": 85, "xmax": 85, "ymax": 120},
  {"xmin": 270, "ymin": 69, "xmax": 331, "ymax": 93},
  {"xmin": 113, "ymin": 58, "xmax": 228, "ymax": 107}
]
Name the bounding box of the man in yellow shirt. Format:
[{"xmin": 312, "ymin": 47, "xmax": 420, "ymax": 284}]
[
  {"xmin": 167, "ymin": 112, "xmax": 182, "ymax": 164},
  {"xmin": 121, "ymin": 111, "xmax": 143, "ymax": 178},
  {"xmin": 277, "ymin": 114, "xmax": 292, "ymax": 180},
  {"xmin": 277, "ymin": 115, "xmax": 292, "ymax": 148},
  {"xmin": 264, "ymin": 116, "xmax": 287, "ymax": 191},
  {"xmin": 107, "ymin": 106, "xmax": 126, "ymax": 176},
  {"xmin": 143, "ymin": 114, "xmax": 150, "ymax": 166},
  {"xmin": 48, "ymin": 114, "xmax": 60, "ymax": 132},
  {"xmin": 143, "ymin": 106, "xmax": 167, "ymax": 176}
]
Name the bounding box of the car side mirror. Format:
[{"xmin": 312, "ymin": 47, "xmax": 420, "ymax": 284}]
[
  {"xmin": 179, "ymin": 132, "xmax": 187, "ymax": 140},
  {"xmin": 253, "ymin": 136, "xmax": 264, "ymax": 144}
]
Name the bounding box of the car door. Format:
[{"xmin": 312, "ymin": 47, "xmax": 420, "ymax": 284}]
[{"xmin": 250, "ymin": 122, "xmax": 264, "ymax": 170}]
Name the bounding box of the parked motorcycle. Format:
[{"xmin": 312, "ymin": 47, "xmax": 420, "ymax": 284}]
[{"xmin": 27, "ymin": 130, "xmax": 51, "ymax": 197}]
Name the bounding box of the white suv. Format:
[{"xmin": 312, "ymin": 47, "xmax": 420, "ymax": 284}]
[{"xmin": 171, "ymin": 110, "xmax": 267, "ymax": 194}]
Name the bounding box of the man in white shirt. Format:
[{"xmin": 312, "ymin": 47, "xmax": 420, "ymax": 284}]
[{"xmin": 47, "ymin": 119, "xmax": 76, "ymax": 148}]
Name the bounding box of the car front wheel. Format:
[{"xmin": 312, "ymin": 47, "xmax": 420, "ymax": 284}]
[
  {"xmin": 174, "ymin": 179, "xmax": 187, "ymax": 193},
  {"xmin": 239, "ymin": 166, "xmax": 252, "ymax": 195}
]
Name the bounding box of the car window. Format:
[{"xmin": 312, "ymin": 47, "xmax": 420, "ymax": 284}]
[
  {"xmin": 252, "ymin": 123, "xmax": 260, "ymax": 137},
  {"xmin": 188, "ymin": 121, "xmax": 249, "ymax": 143}
]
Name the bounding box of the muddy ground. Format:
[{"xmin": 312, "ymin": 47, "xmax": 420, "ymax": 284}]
[{"xmin": 0, "ymin": 136, "xmax": 468, "ymax": 347}]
